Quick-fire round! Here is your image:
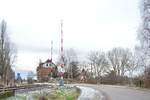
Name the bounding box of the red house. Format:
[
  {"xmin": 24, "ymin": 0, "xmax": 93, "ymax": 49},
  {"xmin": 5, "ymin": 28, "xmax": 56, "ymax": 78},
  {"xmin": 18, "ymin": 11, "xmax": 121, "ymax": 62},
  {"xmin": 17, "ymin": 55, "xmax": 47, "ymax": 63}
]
[{"xmin": 37, "ymin": 59, "xmax": 57, "ymax": 82}]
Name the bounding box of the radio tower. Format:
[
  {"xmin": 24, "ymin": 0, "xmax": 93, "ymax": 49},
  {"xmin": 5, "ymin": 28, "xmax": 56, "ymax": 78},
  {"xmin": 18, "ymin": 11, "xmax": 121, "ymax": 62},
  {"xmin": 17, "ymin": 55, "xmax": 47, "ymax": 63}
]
[
  {"xmin": 58, "ymin": 20, "xmax": 65, "ymax": 86},
  {"xmin": 51, "ymin": 40, "xmax": 53, "ymax": 61},
  {"xmin": 61, "ymin": 20, "xmax": 64, "ymax": 67}
]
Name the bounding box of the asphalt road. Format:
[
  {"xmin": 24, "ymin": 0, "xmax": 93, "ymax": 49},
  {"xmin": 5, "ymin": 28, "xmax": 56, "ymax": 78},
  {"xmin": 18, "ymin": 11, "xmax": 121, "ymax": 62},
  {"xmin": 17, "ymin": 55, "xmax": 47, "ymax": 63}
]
[{"xmin": 77, "ymin": 84, "xmax": 150, "ymax": 100}]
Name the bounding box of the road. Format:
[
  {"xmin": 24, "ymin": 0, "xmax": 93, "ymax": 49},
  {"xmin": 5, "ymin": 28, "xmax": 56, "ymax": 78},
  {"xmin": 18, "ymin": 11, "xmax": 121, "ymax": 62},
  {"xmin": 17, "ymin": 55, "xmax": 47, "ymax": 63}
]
[{"xmin": 77, "ymin": 84, "xmax": 150, "ymax": 100}]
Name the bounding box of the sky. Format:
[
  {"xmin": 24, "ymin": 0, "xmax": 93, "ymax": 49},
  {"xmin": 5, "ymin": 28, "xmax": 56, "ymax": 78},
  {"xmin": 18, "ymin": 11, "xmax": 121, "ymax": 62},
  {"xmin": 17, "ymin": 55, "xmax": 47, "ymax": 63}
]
[{"xmin": 0, "ymin": 0, "xmax": 140, "ymax": 77}]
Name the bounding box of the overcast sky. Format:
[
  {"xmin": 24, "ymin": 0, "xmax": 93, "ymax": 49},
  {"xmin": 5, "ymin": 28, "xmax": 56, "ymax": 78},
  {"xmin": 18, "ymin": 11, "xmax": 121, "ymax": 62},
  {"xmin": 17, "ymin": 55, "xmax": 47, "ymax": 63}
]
[{"xmin": 0, "ymin": 0, "xmax": 140, "ymax": 73}]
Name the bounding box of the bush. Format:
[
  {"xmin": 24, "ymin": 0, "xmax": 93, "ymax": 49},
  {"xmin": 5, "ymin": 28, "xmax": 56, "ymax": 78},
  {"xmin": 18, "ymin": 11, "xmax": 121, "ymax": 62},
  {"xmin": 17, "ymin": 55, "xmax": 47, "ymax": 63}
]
[{"xmin": 0, "ymin": 90, "xmax": 14, "ymax": 99}]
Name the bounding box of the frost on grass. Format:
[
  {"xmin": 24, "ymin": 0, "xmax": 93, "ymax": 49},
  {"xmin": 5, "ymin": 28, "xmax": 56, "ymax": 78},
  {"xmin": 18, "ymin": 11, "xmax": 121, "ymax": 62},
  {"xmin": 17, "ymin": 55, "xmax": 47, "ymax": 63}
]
[
  {"xmin": 77, "ymin": 86, "xmax": 101, "ymax": 100},
  {"xmin": 4, "ymin": 87, "xmax": 80, "ymax": 100}
]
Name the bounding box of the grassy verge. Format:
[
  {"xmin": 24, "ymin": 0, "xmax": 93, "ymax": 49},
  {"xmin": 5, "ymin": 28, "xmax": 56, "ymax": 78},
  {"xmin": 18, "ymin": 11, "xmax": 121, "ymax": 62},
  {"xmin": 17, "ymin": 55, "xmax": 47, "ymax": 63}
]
[
  {"xmin": 4, "ymin": 86, "xmax": 80, "ymax": 100},
  {"xmin": 34, "ymin": 87, "xmax": 80, "ymax": 100},
  {"xmin": 0, "ymin": 91, "xmax": 14, "ymax": 99}
]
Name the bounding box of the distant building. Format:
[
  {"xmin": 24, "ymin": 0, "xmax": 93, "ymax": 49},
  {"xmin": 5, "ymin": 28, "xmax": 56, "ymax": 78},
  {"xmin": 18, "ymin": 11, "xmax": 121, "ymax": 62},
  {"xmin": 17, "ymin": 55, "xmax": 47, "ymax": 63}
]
[{"xmin": 37, "ymin": 59, "xmax": 57, "ymax": 82}]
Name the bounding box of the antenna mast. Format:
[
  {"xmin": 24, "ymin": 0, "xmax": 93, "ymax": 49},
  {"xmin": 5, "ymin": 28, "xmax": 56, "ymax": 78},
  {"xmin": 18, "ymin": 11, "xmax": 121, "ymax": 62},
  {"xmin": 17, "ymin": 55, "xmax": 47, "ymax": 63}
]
[
  {"xmin": 61, "ymin": 20, "xmax": 64, "ymax": 67},
  {"xmin": 58, "ymin": 20, "xmax": 65, "ymax": 86},
  {"xmin": 51, "ymin": 40, "xmax": 53, "ymax": 61}
]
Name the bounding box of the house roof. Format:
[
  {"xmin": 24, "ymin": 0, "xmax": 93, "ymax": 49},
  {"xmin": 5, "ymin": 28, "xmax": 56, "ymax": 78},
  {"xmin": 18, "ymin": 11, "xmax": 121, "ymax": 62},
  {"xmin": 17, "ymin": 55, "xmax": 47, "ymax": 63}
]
[{"xmin": 45, "ymin": 59, "xmax": 52, "ymax": 63}]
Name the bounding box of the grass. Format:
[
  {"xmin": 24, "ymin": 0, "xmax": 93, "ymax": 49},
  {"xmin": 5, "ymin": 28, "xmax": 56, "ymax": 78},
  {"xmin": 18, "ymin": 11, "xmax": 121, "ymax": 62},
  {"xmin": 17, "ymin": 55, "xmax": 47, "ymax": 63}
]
[
  {"xmin": 34, "ymin": 87, "xmax": 80, "ymax": 100},
  {"xmin": 4, "ymin": 86, "xmax": 80, "ymax": 100},
  {"xmin": 0, "ymin": 91, "xmax": 14, "ymax": 99}
]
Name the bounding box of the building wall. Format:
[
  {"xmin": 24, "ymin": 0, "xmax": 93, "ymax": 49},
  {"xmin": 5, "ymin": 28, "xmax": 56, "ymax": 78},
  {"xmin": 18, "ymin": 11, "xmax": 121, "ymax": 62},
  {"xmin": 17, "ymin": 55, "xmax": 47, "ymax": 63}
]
[
  {"xmin": 37, "ymin": 67, "xmax": 52, "ymax": 82},
  {"xmin": 37, "ymin": 59, "xmax": 57, "ymax": 82}
]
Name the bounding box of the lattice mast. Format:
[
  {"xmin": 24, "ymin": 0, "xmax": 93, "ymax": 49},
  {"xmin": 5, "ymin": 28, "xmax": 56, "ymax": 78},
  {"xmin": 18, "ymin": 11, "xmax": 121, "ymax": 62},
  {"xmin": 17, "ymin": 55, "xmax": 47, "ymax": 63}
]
[
  {"xmin": 61, "ymin": 20, "xmax": 64, "ymax": 67},
  {"xmin": 51, "ymin": 41, "xmax": 53, "ymax": 61}
]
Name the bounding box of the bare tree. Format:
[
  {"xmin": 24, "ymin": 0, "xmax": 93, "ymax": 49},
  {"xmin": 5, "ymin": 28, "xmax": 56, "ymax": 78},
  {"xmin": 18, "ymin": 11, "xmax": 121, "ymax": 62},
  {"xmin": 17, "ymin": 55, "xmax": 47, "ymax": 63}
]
[
  {"xmin": 60, "ymin": 48, "xmax": 79, "ymax": 79},
  {"xmin": 107, "ymin": 48, "xmax": 131, "ymax": 77},
  {"xmin": 67, "ymin": 49, "xmax": 78, "ymax": 79},
  {"xmin": 0, "ymin": 20, "xmax": 17, "ymax": 85},
  {"xmin": 87, "ymin": 51, "xmax": 97, "ymax": 77},
  {"xmin": 126, "ymin": 53, "xmax": 139, "ymax": 85},
  {"xmin": 137, "ymin": 0, "xmax": 150, "ymax": 69},
  {"xmin": 137, "ymin": 0, "xmax": 150, "ymax": 87},
  {"xmin": 27, "ymin": 71, "xmax": 34, "ymax": 84},
  {"xmin": 88, "ymin": 51, "xmax": 109, "ymax": 83}
]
